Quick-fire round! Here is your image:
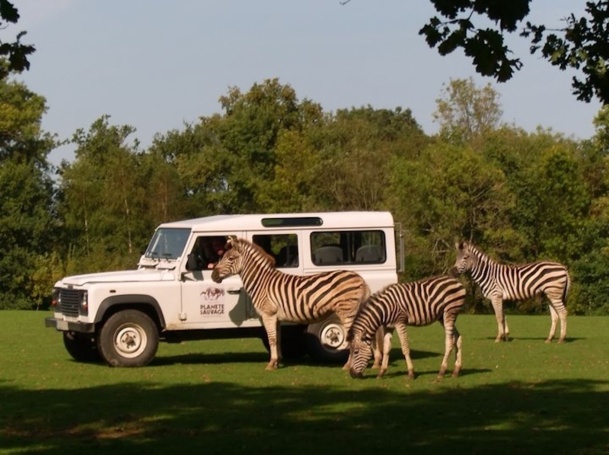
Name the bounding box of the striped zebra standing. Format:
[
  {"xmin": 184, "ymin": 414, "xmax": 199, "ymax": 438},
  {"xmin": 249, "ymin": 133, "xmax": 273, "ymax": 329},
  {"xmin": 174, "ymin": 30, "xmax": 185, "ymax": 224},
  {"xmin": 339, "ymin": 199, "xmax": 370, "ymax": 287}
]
[
  {"xmin": 451, "ymin": 241, "xmax": 570, "ymax": 343},
  {"xmin": 348, "ymin": 275, "xmax": 466, "ymax": 380},
  {"xmin": 211, "ymin": 236, "xmax": 371, "ymax": 370}
]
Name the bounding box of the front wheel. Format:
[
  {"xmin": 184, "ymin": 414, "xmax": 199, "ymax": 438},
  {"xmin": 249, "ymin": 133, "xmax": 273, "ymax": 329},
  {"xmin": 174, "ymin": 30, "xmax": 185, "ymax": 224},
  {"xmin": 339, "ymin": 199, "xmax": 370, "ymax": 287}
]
[
  {"xmin": 63, "ymin": 332, "xmax": 102, "ymax": 363},
  {"xmin": 97, "ymin": 310, "xmax": 159, "ymax": 367},
  {"xmin": 305, "ymin": 317, "xmax": 349, "ymax": 364}
]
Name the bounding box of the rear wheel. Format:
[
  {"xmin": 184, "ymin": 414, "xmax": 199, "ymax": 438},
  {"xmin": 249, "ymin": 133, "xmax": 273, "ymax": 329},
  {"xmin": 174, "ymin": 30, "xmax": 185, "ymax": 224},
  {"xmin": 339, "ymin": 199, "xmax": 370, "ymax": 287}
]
[
  {"xmin": 305, "ymin": 317, "xmax": 349, "ymax": 364},
  {"xmin": 63, "ymin": 332, "xmax": 101, "ymax": 363},
  {"xmin": 97, "ymin": 310, "xmax": 159, "ymax": 367}
]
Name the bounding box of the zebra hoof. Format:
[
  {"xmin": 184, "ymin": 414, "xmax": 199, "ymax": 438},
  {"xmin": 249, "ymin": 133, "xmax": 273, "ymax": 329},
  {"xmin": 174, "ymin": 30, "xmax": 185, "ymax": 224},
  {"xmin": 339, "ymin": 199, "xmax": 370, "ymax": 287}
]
[{"xmin": 265, "ymin": 361, "xmax": 279, "ymax": 370}]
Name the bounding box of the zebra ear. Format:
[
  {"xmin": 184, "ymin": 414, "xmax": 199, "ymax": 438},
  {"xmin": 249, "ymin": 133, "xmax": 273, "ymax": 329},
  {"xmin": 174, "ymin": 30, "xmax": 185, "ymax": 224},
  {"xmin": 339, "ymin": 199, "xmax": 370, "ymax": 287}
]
[
  {"xmin": 227, "ymin": 235, "xmax": 238, "ymax": 248},
  {"xmin": 456, "ymin": 241, "xmax": 464, "ymax": 250}
]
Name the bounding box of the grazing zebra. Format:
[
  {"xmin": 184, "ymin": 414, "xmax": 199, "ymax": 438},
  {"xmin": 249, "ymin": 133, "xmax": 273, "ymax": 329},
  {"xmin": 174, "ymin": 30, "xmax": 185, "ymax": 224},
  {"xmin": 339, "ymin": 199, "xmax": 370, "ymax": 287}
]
[
  {"xmin": 451, "ymin": 241, "xmax": 570, "ymax": 343},
  {"xmin": 211, "ymin": 236, "xmax": 371, "ymax": 370},
  {"xmin": 348, "ymin": 275, "xmax": 466, "ymax": 380}
]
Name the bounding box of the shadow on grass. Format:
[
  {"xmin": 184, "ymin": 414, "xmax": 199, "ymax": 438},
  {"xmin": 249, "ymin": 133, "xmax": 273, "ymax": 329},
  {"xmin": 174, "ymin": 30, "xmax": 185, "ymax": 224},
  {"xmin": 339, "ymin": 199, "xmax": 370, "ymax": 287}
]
[
  {"xmin": 152, "ymin": 347, "xmax": 441, "ymax": 371},
  {"xmin": 153, "ymin": 351, "xmax": 270, "ymax": 366},
  {"xmin": 1, "ymin": 378, "xmax": 607, "ymax": 455}
]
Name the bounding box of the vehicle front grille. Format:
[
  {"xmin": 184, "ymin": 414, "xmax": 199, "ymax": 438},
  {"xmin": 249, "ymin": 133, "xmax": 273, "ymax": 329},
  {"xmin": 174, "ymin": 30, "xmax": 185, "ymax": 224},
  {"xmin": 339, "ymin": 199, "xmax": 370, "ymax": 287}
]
[{"xmin": 59, "ymin": 289, "xmax": 83, "ymax": 317}]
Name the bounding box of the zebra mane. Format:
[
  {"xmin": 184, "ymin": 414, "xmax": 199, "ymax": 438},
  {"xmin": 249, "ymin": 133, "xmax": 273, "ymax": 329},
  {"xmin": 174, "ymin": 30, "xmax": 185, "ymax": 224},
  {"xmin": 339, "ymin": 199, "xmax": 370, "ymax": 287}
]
[
  {"xmin": 347, "ymin": 286, "xmax": 388, "ymax": 342},
  {"xmin": 232, "ymin": 237, "xmax": 276, "ymax": 267},
  {"xmin": 460, "ymin": 241, "xmax": 498, "ymax": 266}
]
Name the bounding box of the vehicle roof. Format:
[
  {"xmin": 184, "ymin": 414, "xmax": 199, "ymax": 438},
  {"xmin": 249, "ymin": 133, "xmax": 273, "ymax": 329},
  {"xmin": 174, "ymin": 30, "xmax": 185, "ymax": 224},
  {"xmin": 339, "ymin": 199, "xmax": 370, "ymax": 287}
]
[{"xmin": 158, "ymin": 211, "xmax": 395, "ymax": 231}]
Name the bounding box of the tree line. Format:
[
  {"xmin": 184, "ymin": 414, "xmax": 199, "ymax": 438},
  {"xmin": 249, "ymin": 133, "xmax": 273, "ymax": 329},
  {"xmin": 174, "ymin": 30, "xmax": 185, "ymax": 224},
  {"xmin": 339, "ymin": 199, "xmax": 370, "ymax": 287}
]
[{"xmin": 2, "ymin": 76, "xmax": 609, "ymax": 315}]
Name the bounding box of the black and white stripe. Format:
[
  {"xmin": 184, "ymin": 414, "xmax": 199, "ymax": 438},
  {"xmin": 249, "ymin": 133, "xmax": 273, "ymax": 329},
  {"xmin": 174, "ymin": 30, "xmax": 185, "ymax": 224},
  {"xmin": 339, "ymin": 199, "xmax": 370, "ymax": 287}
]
[
  {"xmin": 211, "ymin": 236, "xmax": 370, "ymax": 370},
  {"xmin": 347, "ymin": 275, "xmax": 465, "ymax": 379},
  {"xmin": 451, "ymin": 241, "xmax": 570, "ymax": 343}
]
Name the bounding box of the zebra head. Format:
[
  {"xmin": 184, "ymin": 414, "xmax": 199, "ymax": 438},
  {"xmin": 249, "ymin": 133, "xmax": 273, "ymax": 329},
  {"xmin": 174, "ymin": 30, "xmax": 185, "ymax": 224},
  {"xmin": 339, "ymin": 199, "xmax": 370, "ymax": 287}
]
[
  {"xmin": 348, "ymin": 333, "xmax": 374, "ymax": 379},
  {"xmin": 450, "ymin": 241, "xmax": 475, "ymax": 276},
  {"xmin": 211, "ymin": 236, "xmax": 241, "ymax": 283}
]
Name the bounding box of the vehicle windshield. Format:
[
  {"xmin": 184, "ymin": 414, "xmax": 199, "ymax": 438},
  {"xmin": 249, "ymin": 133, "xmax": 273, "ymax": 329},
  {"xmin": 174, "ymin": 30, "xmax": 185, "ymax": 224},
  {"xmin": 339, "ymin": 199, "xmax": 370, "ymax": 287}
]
[{"xmin": 144, "ymin": 228, "xmax": 191, "ymax": 260}]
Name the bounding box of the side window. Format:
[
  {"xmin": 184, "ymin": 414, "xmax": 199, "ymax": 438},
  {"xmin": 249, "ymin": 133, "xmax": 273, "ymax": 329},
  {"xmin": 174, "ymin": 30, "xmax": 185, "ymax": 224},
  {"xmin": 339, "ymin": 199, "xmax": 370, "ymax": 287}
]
[
  {"xmin": 252, "ymin": 234, "xmax": 299, "ymax": 268},
  {"xmin": 354, "ymin": 231, "xmax": 386, "ymax": 264},
  {"xmin": 187, "ymin": 235, "xmax": 227, "ymax": 271},
  {"xmin": 311, "ymin": 232, "xmax": 344, "ymax": 265},
  {"xmin": 311, "ymin": 230, "xmax": 386, "ymax": 266}
]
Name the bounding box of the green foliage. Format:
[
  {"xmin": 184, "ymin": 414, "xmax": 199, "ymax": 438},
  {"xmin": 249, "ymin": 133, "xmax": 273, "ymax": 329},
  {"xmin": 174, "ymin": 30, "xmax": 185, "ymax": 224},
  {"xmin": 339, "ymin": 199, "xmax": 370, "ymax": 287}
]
[
  {"xmin": 57, "ymin": 116, "xmax": 147, "ymax": 273},
  {"xmin": 422, "ymin": 0, "xmax": 609, "ymax": 104},
  {"xmin": 0, "ymin": 78, "xmax": 56, "ymax": 309},
  {"xmin": 0, "ymin": 1, "xmax": 35, "ymax": 79},
  {"xmin": 6, "ymin": 76, "xmax": 609, "ymax": 314},
  {"xmin": 434, "ymin": 77, "xmax": 503, "ymax": 144}
]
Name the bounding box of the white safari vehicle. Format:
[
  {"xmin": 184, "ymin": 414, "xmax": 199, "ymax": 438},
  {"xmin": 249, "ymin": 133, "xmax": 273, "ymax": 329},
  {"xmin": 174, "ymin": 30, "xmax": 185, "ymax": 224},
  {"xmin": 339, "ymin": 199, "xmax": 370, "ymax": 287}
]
[{"xmin": 46, "ymin": 211, "xmax": 402, "ymax": 367}]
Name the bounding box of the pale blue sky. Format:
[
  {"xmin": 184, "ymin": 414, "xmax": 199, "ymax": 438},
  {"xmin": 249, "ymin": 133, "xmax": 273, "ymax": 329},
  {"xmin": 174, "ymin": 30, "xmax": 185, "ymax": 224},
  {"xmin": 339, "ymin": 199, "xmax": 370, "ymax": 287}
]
[{"xmin": 11, "ymin": 1, "xmax": 602, "ymax": 165}]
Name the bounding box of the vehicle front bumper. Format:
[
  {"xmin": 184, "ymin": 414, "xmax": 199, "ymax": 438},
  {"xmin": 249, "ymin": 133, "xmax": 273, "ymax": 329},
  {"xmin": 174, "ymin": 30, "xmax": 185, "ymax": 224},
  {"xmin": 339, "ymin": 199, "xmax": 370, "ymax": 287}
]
[{"xmin": 45, "ymin": 317, "xmax": 95, "ymax": 333}]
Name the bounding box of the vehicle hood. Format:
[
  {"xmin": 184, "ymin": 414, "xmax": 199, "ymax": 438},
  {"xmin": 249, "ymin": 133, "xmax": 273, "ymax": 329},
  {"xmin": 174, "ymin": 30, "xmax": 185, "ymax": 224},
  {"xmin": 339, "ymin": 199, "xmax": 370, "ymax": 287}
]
[{"xmin": 56, "ymin": 269, "xmax": 175, "ymax": 287}]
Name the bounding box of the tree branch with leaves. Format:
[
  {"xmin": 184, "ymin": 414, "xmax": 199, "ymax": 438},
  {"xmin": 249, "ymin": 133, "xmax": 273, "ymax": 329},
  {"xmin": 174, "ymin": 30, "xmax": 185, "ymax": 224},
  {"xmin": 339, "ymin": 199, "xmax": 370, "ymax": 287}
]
[
  {"xmin": 0, "ymin": 0, "xmax": 35, "ymax": 79},
  {"xmin": 420, "ymin": 0, "xmax": 609, "ymax": 104}
]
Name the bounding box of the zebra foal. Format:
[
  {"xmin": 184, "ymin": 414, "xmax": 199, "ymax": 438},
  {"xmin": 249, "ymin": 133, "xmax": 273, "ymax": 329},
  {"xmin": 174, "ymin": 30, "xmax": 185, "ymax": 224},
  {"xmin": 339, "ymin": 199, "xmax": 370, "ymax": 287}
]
[
  {"xmin": 211, "ymin": 236, "xmax": 370, "ymax": 370},
  {"xmin": 451, "ymin": 241, "xmax": 570, "ymax": 343},
  {"xmin": 348, "ymin": 275, "xmax": 466, "ymax": 380}
]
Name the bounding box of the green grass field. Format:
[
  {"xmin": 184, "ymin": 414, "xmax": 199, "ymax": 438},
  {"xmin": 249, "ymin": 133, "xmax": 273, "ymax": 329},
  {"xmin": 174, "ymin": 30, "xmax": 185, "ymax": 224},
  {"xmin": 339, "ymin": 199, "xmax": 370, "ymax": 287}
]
[{"xmin": 1, "ymin": 311, "xmax": 608, "ymax": 455}]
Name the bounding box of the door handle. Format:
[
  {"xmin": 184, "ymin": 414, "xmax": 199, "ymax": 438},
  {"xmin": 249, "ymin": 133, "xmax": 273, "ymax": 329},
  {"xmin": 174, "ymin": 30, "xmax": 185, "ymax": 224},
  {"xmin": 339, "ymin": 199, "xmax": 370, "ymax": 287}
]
[{"xmin": 227, "ymin": 289, "xmax": 242, "ymax": 295}]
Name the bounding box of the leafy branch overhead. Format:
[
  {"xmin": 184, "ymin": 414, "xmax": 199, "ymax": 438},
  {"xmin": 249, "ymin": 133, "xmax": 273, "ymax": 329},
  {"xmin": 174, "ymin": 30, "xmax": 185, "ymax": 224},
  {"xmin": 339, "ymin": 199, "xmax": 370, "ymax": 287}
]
[
  {"xmin": 0, "ymin": 0, "xmax": 35, "ymax": 79},
  {"xmin": 420, "ymin": 0, "xmax": 609, "ymax": 104}
]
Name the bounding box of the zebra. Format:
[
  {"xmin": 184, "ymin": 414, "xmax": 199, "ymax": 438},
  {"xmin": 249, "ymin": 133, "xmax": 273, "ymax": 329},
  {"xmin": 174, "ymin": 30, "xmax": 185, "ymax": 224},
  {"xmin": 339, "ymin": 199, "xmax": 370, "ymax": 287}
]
[
  {"xmin": 348, "ymin": 275, "xmax": 466, "ymax": 380},
  {"xmin": 451, "ymin": 241, "xmax": 570, "ymax": 343},
  {"xmin": 211, "ymin": 236, "xmax": 372, "ymax": 370}
]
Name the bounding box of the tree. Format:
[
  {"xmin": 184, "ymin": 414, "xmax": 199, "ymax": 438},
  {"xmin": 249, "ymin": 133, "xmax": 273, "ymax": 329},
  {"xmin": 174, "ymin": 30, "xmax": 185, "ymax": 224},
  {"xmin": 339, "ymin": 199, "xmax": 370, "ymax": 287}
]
[
  {"xmin": 58, "ymin": 116, "xmax": 147, "ymax": 272},
  {"xmin": 0, "ymin": 78, "xmax": 56, "ymax": 309},
  {"xmin": 387, "ymin": 142, "xmax": 515, "ymax": 280},
  {"xmin": 434, "ymin": 77, "xmax": 503, "ymax": 144},
  {"xmin": 420, "ymin": 0, "xmax": 609, "ymax": 104},
  {"xmin": 312, "ymin": 106, "xmax": 426, "ymax": 211},
  {"xmin": 0, "ymin": 0, "xmax": 35, "ymax": 79}
]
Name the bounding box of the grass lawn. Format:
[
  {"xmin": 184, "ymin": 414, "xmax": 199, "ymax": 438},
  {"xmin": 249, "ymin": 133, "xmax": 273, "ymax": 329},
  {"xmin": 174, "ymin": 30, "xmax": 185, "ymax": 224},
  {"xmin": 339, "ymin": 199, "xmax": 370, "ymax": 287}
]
[{"xmin": 1, "ymin": 310, "xmax": 608, "ymax": 454}]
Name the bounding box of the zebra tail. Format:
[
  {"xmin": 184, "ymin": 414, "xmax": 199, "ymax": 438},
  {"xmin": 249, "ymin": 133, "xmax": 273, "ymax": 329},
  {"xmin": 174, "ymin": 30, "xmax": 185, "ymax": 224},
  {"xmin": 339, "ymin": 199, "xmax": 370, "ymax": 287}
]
[{"xmin": 563, "ymin": 270, "xmax": 571, "ymax": 305}]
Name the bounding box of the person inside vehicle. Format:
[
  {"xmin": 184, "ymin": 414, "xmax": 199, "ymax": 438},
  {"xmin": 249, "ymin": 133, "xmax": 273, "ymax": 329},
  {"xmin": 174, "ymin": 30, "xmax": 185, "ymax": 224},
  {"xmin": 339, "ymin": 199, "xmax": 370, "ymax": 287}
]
[{"xmin": 202, "ymin": 236, "xmax": 226, "ymax": 269}]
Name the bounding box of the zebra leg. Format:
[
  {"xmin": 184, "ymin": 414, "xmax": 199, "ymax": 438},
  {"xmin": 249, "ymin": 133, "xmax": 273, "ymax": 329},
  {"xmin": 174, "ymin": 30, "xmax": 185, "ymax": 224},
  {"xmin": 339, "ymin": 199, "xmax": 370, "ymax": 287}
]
[
  {"xmin": 546, "ymin": 294, "xmax": 568, "ymax": 343},
  {"xmin": 491, "ymin": 296, "xmax": 508, "ymax": 342},
  {"xmin": 452, "ymin": 328, "xmax": 462, "ymax": 377},
  {"xmin": 546, "ymin": 304, "xmax": 559, "ymax": 343},
  {"xmin": 343, "ymin": 350, "xmax": 353, "ymax": 370},
  {"xmin": 371, "ymin": 327, "xmax": 384, "ymax": 370},
  {"xmin": 276, "ymin": 322, "xmax": 283, "ymax": 361},
  {"xmin": 437, "ymin": 318, "xmax": 453, "ymax": 378},
  {"xmin": 394, "ymin": 322, "xmax": 415, "ymax": 379},
  {"xmin": 336, "ymin": 309, "xmax": 358, "ymax": 370},
  {"xmin": 558, "ymin": 306, "xmax": 568, "ymax": 343},
  {"xmin": 261, "ymin": 315, "xmax": 280, "ymax": 370},
  {"xmin": 378, "ymin": 328, "xmax": 394, "ymax": 378}
]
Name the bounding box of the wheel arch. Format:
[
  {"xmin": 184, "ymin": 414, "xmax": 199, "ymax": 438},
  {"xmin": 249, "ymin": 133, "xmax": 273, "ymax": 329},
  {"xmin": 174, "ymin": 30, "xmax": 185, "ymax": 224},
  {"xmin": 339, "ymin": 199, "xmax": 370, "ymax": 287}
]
[{"xmin": 96, "ymin": 295, "xmax": 166, "ymax": 330}]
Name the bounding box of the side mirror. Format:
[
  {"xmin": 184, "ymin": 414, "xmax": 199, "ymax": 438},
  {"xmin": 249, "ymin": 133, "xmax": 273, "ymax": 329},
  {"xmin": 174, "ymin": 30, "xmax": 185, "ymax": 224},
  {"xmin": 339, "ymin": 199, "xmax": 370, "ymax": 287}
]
[{"xmin": 186, "ymin": 253, "xmax": 200, "ymax": 271}]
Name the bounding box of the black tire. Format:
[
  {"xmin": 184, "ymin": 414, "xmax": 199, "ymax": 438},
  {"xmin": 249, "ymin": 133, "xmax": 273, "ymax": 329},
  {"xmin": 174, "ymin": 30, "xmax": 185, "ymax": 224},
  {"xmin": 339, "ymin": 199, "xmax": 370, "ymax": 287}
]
[
  {"xmin": 63, "ymin": 332, "xmax": 102, "ymax": 363},
  {"xmin": 261, "ymin": 325, "xmax": 308, "ymax": 361},
  {"xmin": 97, "ymin": 310, "xmax": 159, "ymax": 367},
  {"xmin": 305, "ymin": 319, "xmax": 350, "ymax": 364}
]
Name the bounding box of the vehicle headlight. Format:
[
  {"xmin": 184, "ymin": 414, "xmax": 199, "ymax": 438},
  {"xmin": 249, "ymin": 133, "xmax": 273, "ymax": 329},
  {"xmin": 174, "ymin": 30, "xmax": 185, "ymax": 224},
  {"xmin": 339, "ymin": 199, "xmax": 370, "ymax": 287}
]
[
  {"xmin": 51, "ymin": 288, "xmax": 60, "ymax": 308},
  {"xmin": 80, "ymin": 291, "xmax": 88, "ymax": 315}
]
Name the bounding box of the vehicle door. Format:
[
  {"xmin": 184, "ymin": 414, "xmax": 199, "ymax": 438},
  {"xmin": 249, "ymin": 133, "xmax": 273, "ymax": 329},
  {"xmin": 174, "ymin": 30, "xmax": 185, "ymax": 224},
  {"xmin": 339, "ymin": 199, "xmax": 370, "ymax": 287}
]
[{"xmin": 179, "ymin": 232, "xmax": 254, "ymax": 328}]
